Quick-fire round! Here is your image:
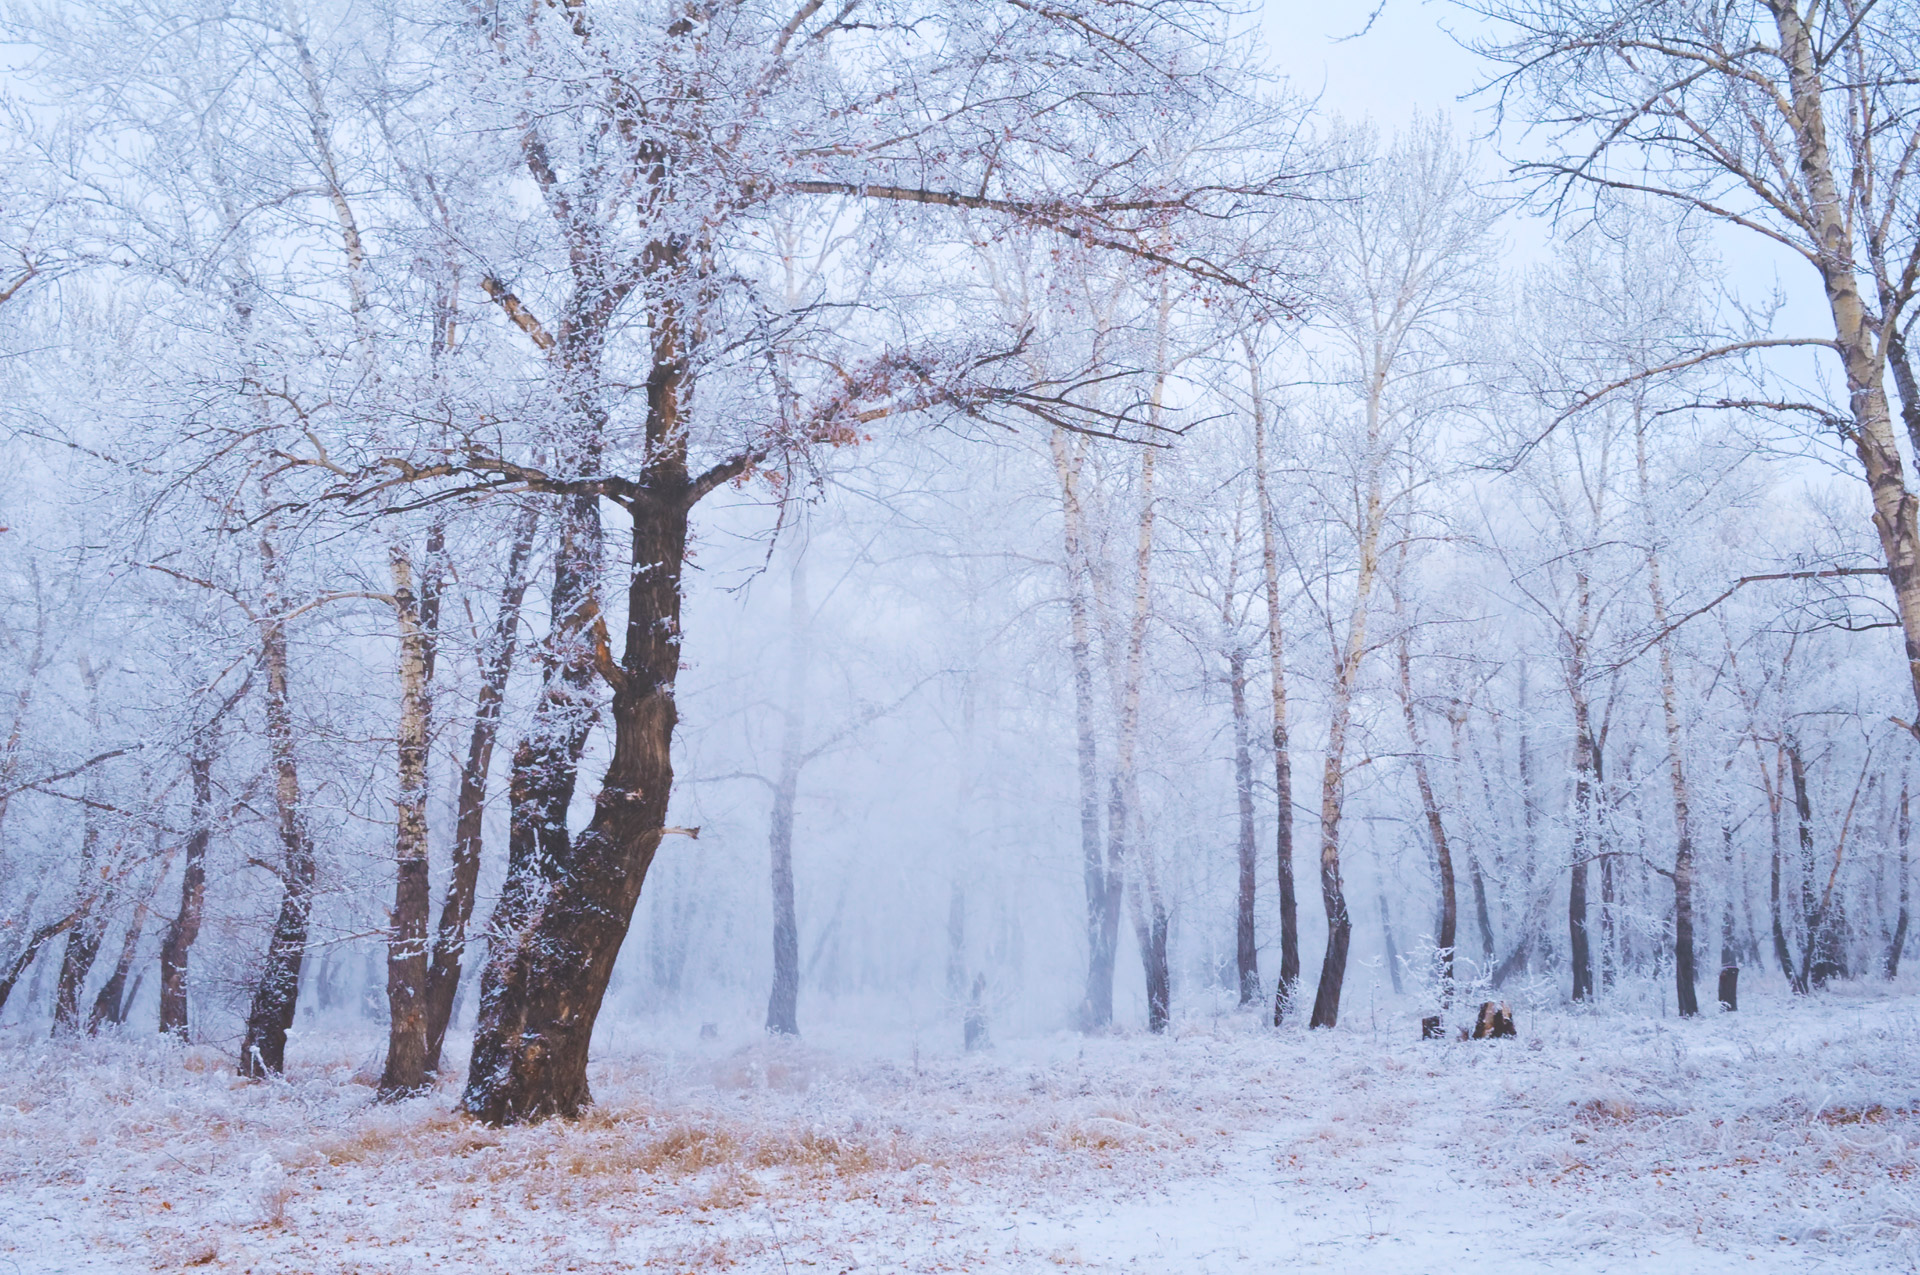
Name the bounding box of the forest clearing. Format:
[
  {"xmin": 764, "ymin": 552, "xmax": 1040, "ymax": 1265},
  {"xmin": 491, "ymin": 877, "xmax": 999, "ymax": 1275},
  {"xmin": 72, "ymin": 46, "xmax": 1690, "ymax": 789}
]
[{"xmin": 8, "ymin": 985, "xmax": 1918, "ymax": 1272}]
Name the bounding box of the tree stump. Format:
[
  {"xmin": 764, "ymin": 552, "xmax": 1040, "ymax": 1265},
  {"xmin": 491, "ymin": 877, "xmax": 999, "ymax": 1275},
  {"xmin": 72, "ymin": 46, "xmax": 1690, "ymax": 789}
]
[
  {"xmin": 1421, "ymin": 1014, "xmax": 1443, "ymax": 1040},
  {"xmin": 1471, "ymin": 1001, "xmax": 1516, "ymax": 1039},
  {"xmin": 1716, "ymin": 966, "xmax": 1738, "ymax": 1012}
]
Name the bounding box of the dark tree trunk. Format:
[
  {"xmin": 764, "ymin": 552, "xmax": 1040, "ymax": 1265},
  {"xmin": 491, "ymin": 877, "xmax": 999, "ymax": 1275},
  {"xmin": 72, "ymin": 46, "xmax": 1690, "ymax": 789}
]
[
  {"xmin": 52, "ymin": 907, "xmax": 105, "ymax": 1033},
  {"xmin": 1599, "ymin": 852, "xmax": 1617, "ymax": 992},
  {"xmin": 1229, "ymin": 649, "xmax": 1259, "ymax": 1005},
  {"xmin": 88, "ymin": 899, "xmax": 151, "ymax": 1032},
  {"xmin": 1719, "ymin": 820, "xmax": 1740, "ymax": 1010},
  {"xmin": 462, "ymin": 478, "xmax": 606, "ymax": 1122},
  {"xmin": 423, "ymin": 509, "xmax": 538, "ymax": 1073},
  {"xmin": 0, "ymin": 913, "xmax": 77, "ymax": 1015},
  {"xmin": 160, "ymin": 749, "xmax": 215, "ymax": 1039},
  {"xmin": 1247, "ymin": 346, "xmax": 1298, "ymax": 1023},
  {"xmin": 1307, "ymin": 743, "xmax": 1355, "ymax": 1029},
  {"xmin": 461, "ymin": 361, "xmax": 689, "ymax": 1127},
  {"xmin": 1142, "ymin": 900, "xmax": 1170, "ymax": 1033},
  {"xmin": 1784, "ymin": 739, "xmax": 1814, "ymax": 995},
  {"xmin": 54, "ymin": 758, "xmax": 107, "ymax": 1033},
  {"xmin": 1674, "ymin": 833, "xmax": 1700, "ymax": 1016},
  {"xmin": 240, "ymin": 546, "xmax": 320, "ymax": 1079},
  {"xmin": 1468, "ymin": 850, "xmax": 1495, "ymax": 966},
  {"xmin": 1127, "ymin": 828, "xmax": 1172, "ymax": 1035}
]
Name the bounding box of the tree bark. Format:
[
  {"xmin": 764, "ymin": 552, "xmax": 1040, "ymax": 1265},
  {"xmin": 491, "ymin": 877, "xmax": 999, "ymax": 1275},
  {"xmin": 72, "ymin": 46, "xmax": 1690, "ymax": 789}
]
[
  {"xmin": 159, "ymin": 748, "xmax": 214, "ymax": 1039},
  {"xmin": 1247, "ymin": 337, "xmax": 1299, "ymax": 1022},
  {"xmin": 1568, "ymin": 714, "xmax": 1598, "ymax": 1003},
  {"xmin": 1565, "ymin": 571, "xmax": 1600, "ymax": 1005},
  {"xmin": 53, "ymin": 657, "xmax": 107, "ymax": 1034},
  {"xmin": 423, "ymin": 506, "xmax": 538, "ymax": 1073},
  {"xmin": 1755, "ymin": 5, "xmax": 1920, "ymax": 735},
  {"xmin": 1118, "ymin": 443, "xmax": 1169, "ymax": 1034},
  {"xmin": 52, "ymin": 905, "xmax": 105, "ymax": 1033},
  {"xmin": 0, "ymin": 912, "xmax": 77, "ymax": 1016},
  {"xmin": 1229, "ymin": 646, "xmax": 1259, "ymax": 1006},
  {"xmin": 1718, "ymin": 819, "xmax": 1740, "ymax": 1010},
  {"xmin": 1786, "ymin": 737, "xmax": 1815, "ymax": 994},
  {"xmin": 88, "ymin": 894, "xmax": 154, "ymax": 1032},
  {"xmin": 378, "ymin": 546, "xmax": 433, "ymax": 1099},
  {"xmin": 461, "ymin": 235, "xmax": 693, "ymax": 1120},
  {"xmin": 240, "ymin": 526, "xmax": 320, "ymax": 1078}
]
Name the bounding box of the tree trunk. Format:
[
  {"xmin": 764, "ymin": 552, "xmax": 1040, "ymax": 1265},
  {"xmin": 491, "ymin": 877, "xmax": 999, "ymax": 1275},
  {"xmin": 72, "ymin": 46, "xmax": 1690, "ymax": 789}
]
[
  {"xmin": 1785, "ymin": 738, "xmax": 1814, "ymax": 994},
  {"xmin": 1118, "ymin": 440, "xmax": 1166, "ymax": 1032},
  {"xmin": 1395, "ymin": 626, "xmax": 1454, "ymax": 1004},
  {"xmin": 1773, "ymin": 5, "xmax": 1920, "ymax": 733},
  {"xmin": 423, "ymin": 507, "xmax": 538, "ymax": 1073},
  {"xmin": 765, "ymin": 548, "xmax": 809, "ymax": 1037},
  {"xmin": 240, "ymin": 528, "xmax": 320, "ymax": 1079},
  {"xmin": 1308, "ymin": 499, "xmax": 1380, "ymax": 1030},
  {"xmin": 1568, "ymin": 718, "xmax": 1598, "ymax": 1003},
  {"xmin": 1598, "ymin": 849, "xmax": 1618, "ymax": 992},
  {"xmin": 0, "ymin": 912, "xmax": 78, "ymax": 1016},
  {"xmin": 1229, "ymin": 647, "xmax": 1259, "ymax": 1005},
  {"xmin": 462, "ymin": 476, "xmax": 606, "ymax": 1121},
  {"xmin": 1719, "ymin": 819, "xmax": 1740, "ymax": 1010},
  {"xmin": 159, "ymin": 748, "xmax": 215, "ymax": 1039},
  {"xmin": 54, "ymin": 658, "xmax": 107, "ymax": 1034},
  {"xmin": 1247, "ymin": 337, "xmax": 1299, "ymax": 1022},
  {"xmin": 1890, "ymin": 780, "xmax": 1910, "ymax": 978},
  {"xmin": 88, "ymin": 895, "xmax": 153, "ymax": 1032},
  {"xmin": 378, "ymin": 546, "xmax": 434, "ymax": 1099},
  {"xmin": 1635, "ymin": 413, "xmax": 1699, "ymax": 1016},
  {"xmin": 53, "ymin": 914, "xmax": 105, "ymax": 1033},
  {"xmin": 1054, "ymin": 429, "xmax": 1118, "ymax": 1031},
  {"xmin": 461, "ymin": 247, "xmax": 694, "ymax": 1120},
  {"xmin": 1450, "ymin": 707, "xmax": 1497, "ymax": 968}
]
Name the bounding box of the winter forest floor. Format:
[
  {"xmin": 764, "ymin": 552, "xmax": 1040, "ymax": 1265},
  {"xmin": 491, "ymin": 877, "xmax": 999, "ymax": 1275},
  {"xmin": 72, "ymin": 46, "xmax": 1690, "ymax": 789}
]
[{"xmin": 7, "ymin": 985, "xmax": 1920, "ymax": 1274}]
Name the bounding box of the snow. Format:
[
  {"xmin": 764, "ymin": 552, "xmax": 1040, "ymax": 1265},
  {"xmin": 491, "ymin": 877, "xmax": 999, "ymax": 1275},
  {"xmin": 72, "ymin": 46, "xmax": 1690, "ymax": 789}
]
[{"xmin": 7, "ymin": 985, "xmax": 1920, "ymax": 1272}]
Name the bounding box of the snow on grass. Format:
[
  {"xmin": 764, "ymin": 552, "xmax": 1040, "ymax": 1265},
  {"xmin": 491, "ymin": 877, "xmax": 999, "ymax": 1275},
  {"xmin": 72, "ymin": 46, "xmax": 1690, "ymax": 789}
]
[{"xmin": 5, "ymin": 986, "xmax": 1920, "ymax": 1272}]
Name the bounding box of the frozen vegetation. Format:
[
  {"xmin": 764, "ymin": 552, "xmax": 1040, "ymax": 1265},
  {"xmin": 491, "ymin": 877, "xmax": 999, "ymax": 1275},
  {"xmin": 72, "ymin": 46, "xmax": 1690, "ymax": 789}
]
[{"xmin": 9, "ymin": 983, "xmax": 1920, "ymax": 1272}]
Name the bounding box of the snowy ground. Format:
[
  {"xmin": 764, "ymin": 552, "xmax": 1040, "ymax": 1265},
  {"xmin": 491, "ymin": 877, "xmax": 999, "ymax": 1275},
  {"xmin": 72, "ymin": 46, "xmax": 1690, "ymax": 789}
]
[{"xmin": 7, "ymin": 985, "xmax": 1920, "ymax": 1273}]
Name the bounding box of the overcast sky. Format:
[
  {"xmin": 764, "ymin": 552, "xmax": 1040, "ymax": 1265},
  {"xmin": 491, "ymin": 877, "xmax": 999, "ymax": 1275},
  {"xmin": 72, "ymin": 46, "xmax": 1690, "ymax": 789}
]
[{"xmin": 1261, "ymin": 0, "xmax": 1490, "ymax": 126}]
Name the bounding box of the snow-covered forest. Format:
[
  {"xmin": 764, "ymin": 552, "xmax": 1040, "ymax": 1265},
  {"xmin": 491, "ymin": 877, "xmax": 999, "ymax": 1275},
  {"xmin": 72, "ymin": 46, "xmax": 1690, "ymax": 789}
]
[{"xmin": 6, "ymin": 1, "xmax": 1920, "ymax": 1270}]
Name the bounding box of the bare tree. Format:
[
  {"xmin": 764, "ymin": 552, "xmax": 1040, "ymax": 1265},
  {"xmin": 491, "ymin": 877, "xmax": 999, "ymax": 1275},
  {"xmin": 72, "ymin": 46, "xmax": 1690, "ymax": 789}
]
[{"xmin": 1470, "ymin": 0, "xmax": 1920, "ymax": 733}]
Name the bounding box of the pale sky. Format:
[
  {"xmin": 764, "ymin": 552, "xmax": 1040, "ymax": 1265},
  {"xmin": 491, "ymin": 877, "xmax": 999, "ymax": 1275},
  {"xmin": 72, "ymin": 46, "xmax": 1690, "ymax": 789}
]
[{"xmin": 1259, "ymin": 0, "xmax": 1491, "ymax": 127}]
